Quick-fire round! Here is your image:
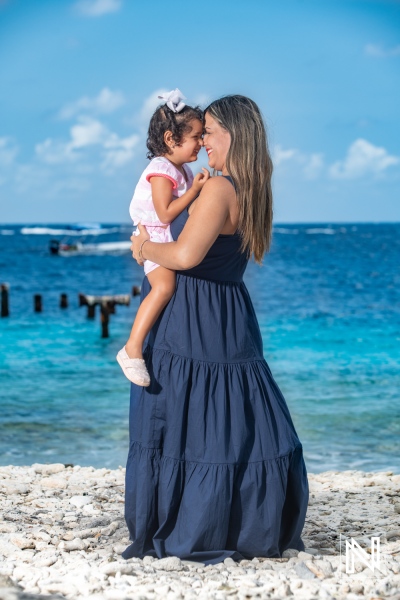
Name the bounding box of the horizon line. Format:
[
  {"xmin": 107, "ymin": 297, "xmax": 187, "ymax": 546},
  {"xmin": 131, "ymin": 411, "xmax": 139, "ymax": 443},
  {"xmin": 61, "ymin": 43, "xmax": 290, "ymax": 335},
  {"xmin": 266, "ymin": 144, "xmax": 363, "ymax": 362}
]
[{"xmin": 1, "ymin": 221, "xmax": 400, "ymax": 226}]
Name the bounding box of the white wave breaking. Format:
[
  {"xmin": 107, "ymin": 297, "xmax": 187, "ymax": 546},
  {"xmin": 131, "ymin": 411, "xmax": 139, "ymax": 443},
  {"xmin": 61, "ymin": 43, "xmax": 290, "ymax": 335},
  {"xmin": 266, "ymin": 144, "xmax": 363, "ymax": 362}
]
[
  {"xmin": 20, "ymin": 227, "xmax": 120, "ymax": 236},
  {"xmin": 305, "ymin": 228, "xmax": 336, "ymax": 235},
  {"xmin": 274, "ymin": 228, "xmax": 299, "ymax": 234}
]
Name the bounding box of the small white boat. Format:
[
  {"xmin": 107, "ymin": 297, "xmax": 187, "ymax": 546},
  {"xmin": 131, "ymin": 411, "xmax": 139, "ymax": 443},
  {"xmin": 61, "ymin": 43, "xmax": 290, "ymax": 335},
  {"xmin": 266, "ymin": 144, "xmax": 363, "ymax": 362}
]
[{"xmin": 51, "ymin": 240, "xmax": 132, "ymax": 256}]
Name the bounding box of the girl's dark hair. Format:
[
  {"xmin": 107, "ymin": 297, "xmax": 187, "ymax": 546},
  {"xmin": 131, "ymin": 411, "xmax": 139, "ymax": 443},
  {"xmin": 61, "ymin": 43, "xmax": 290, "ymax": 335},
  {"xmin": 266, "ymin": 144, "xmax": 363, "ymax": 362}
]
[{"xmin": 146, "ymin": 104, "xmax": 203, "ymax": 159}]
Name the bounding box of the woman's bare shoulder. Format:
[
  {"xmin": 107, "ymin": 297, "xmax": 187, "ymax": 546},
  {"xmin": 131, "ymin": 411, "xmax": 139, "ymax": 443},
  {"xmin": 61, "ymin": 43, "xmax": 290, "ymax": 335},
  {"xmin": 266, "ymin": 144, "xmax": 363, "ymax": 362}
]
[
  {"xmin": 189, "ymin": 175, "xmax": 236, "ymax": 216},
  {"xmin": 197, "ymin": 175, "xmax": 235, "ymax": 203}
]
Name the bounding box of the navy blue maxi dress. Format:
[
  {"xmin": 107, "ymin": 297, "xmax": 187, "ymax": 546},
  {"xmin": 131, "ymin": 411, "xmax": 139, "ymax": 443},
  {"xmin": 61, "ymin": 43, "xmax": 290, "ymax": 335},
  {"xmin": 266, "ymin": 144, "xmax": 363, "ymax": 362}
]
[{"xmin": 123, "ymin": 179, "xmax": 309, "ymax": 565}]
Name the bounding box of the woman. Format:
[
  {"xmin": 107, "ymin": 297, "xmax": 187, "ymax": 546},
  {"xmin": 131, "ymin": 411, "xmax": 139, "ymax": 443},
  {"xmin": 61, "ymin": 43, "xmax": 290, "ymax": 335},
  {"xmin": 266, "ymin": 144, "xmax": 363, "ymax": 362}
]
[{"xmin": 124, "ymin": 95, "xmax": 309, "ymax": 565}]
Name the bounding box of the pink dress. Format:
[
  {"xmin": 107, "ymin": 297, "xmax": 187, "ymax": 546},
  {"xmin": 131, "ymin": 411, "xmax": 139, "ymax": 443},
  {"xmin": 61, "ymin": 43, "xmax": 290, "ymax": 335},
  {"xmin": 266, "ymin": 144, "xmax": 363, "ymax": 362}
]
[{"xmin": 130, "ymin": 157, "xmax": 194, "ymax": 275}]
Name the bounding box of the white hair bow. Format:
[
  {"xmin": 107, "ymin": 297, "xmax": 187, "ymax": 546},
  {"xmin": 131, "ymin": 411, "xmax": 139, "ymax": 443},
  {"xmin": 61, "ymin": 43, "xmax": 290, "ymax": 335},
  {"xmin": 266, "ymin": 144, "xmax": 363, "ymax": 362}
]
[{"xmin": 158, "ymin": 88, "xmax": 186, "ymax": 113}]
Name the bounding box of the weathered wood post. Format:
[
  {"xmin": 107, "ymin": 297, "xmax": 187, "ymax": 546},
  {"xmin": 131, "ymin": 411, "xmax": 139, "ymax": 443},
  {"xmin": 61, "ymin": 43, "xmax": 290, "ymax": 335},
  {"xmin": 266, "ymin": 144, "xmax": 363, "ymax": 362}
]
[
  {"xmin": 100, "ymin": 302, "xmax": 110, "ymax": 338},
  {"xmin": 132, "ymin": 286, "xmax": 141, "ymax": 297},
  {"xmin": 34, "ymin": 294, "xmax": 42, "ymax": 313},
  {"xmin": 60, "ymin": 293, "xmax": 68, "ymax": 309},
  {"xmin": 1, "ymin": 283, "xmax": 9, "ymax": 317},
  {"xmin": 79, "ymin": 293, "xmax": 130, "ymax": 337},
  {"xmin": 0, "ymin": 283, "xmax": 10, "ymax": 317},
  {"xmin": 79, "ymin": 293, "xmax": 96, "ymax": 319}
]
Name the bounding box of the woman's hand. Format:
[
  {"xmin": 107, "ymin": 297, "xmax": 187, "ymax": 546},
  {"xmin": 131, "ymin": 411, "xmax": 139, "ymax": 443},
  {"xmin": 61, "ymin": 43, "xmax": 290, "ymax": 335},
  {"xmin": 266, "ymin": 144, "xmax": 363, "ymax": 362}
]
[{"xmin": 131, "ymin": 224, "xmax": 149, "ymax": 266}]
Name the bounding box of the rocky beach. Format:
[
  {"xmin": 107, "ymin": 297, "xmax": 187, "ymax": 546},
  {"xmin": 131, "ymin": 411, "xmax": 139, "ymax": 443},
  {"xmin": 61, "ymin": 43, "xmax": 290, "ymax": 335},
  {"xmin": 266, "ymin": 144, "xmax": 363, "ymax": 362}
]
[{"xmin": 0, "ymin": 465, "xmax": 399, "ymax": 600}]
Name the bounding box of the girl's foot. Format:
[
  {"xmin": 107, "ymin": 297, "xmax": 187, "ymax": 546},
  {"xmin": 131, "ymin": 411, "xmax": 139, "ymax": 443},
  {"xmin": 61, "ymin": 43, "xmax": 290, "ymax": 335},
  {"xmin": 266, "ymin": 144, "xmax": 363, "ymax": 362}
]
[{"xmin": 116, "ymin": 346, "xmax": 150, "ymax": 387}]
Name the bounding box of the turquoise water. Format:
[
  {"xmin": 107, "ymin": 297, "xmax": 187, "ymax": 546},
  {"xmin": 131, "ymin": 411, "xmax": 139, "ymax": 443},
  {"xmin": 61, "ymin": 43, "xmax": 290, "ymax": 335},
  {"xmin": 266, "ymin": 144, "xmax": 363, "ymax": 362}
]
[{"xmin": 0, "ymin": 224, "xmax": 399, "ymax": 473}]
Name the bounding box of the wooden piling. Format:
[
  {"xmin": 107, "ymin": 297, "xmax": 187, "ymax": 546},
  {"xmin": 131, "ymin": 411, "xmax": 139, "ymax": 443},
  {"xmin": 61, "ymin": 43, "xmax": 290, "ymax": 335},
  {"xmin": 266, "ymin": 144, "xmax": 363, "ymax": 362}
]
[
  {"xmin": 100, "ymin": 302, "xmax": 110, "ymax": 338},
  {"xmin": 60, "ymin": 293, "xmax": 68, "ymax": 309},
  {"xmin": 132, "ymin": 285, "xmax": 141, "ymax": 297},
  {"xmin": 1, "ymin": 283, "xmax": 9, "ymax": 318},
  {"xmin": 34, "ymin": 294, "xmax": 42, "ymax": 313},
  {"xmin": 78, "ymin": 293, "xmax": 87, "ymax": 307},
  {"xmin": 79, "ymin": 293, "xmax": 130, "ymax": 337}
]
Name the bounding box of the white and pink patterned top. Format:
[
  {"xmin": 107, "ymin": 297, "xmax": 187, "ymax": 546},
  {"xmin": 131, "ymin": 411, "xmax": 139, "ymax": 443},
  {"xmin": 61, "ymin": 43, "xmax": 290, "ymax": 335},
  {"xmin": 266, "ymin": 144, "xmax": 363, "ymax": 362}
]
[{"xmin": 129, "ymin": 156, "xmax": 194, "ymax": 227}]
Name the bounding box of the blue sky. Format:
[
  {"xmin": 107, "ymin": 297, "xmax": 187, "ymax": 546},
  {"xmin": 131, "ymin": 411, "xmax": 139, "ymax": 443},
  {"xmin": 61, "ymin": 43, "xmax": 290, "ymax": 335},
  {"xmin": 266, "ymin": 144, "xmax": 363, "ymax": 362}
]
[{"xmin": 0, "ymin": 0, "xmax": 399, "ymax": 223}]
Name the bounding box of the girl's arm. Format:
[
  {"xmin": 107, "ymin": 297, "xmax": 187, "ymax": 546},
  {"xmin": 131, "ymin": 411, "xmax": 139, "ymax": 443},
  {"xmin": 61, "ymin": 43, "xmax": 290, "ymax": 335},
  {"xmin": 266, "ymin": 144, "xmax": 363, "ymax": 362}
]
[
  {"xmin": 132, "ymin": 176, "xmax": 235, "ymax": 270},
  {"xmin": 151, "ymin": 168, "xmax": 209, "ymax": 224}
]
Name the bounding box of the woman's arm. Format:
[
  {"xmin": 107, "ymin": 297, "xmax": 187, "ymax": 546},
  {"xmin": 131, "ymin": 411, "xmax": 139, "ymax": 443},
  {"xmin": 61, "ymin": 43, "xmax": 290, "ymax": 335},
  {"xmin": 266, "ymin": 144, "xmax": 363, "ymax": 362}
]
[
  {"xmin": 132, "ymin": 176, "xmax": 235, "ymax": 270},
  {"xmin": 151, "ymin": 168, "xmax": 209, "ymax": 224}
]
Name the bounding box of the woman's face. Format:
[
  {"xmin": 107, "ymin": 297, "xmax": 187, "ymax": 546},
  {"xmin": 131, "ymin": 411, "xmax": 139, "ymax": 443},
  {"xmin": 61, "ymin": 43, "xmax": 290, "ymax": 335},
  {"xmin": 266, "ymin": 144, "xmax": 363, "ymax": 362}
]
[{"xmin": 203, "ymin": 113, "xmax": 231, "ymax": 174}]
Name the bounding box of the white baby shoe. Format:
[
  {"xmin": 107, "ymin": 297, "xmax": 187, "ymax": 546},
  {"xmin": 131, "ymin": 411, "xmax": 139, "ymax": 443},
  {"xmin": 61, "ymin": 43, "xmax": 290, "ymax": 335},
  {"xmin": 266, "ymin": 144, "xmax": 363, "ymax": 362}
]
[{"xmin": 116, "ymin": 346, "xmax": 150, "ymax": 387}]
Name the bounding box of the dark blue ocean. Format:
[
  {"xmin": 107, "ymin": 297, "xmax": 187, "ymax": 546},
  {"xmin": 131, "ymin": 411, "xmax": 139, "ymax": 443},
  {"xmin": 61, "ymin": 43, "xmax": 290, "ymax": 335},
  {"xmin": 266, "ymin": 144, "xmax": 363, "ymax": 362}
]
[{"xmin": 0, "ymin": 223, "xmax": 399, "ymax": 474}]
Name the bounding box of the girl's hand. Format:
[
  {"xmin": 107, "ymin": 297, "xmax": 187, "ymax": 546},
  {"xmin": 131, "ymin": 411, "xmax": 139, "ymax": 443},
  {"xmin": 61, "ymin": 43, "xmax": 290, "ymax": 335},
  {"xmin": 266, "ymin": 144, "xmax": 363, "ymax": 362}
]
[
  {"xmin": 192, "ymin": 168, "xmax": 210, "ymax": 192},
  {"xmin": 131, "ymin": 224, "xmax": 149, "ymax": 266}
]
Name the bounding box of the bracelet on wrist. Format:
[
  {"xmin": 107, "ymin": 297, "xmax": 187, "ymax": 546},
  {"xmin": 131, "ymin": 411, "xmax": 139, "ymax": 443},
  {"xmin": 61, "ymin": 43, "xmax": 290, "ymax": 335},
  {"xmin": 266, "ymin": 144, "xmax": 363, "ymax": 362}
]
[{"xmin": 138, "ymin": 239, "xmax": 149, "ymax": 260}]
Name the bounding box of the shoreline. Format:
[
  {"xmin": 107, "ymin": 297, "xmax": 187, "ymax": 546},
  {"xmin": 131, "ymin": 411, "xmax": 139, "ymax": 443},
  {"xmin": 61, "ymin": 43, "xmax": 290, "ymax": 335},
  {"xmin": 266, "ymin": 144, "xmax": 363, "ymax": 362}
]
[{"xmin": 0, "ymin": 464, "xmax": 399, "ymax": 600}]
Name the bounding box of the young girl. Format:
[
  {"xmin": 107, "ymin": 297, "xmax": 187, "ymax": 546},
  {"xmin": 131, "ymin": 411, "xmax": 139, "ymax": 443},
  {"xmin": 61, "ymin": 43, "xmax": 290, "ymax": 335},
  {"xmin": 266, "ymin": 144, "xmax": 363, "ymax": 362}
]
[{"xmin": 117, "ymin": 89, "xmax": 209, "ymax": 386}]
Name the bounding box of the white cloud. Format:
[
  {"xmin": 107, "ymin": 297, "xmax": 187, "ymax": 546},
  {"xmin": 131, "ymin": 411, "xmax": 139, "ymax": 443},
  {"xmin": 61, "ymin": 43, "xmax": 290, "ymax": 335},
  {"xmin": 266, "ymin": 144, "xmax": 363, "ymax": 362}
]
[
  {"xmin": 69, "ymin": 117, "xmax": 108, "ymax": 148},
  {"xmin": 74, "ymin": 0, "xmax": 122, "ymax": 17},
  {"xmin": 272, "ymin": 144, "xmax": 325, "ymax": 180},
  {"xmin": 365, "ymin": 43, "xmax": 400, "ymax": 58},
  {"xmin": 102, "ymin": 133, "xmax": 139, "ymax": 171},
  {"xmin": 59, "ymin": 88, "xmax": 125, "ymax": 119},
  {"xmin": 303, "ymin": 153, "xmax": 324, "ymax": 180},
  {"xmin": 35, "ymin": 117, "xmax": 138, "ymax": 173},
  {"xmin": 272, "ymin": 144, "xmax": 298, "ymax": 166},
  {"xmin": 0, "ymin": 137, "xmax": 18, "ymax": 166},
  {"xmin": 35, "ymin": 138, "xmax": 77, "ymax": 164},
  {"xmin": 329, "ymin": 139, "xmax": 400, "ymax": 179},
  {"xmin": 35, "ymin": 117, "xmax": 108, "ymax": 164}
]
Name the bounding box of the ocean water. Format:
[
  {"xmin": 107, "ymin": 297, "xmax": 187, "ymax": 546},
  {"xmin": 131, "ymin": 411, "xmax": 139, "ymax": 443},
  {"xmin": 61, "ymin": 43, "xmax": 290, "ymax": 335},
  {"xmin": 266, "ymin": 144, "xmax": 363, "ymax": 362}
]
[{"xmin": 0, "ymin": 223, "xmax": 399, "ymax": 474}]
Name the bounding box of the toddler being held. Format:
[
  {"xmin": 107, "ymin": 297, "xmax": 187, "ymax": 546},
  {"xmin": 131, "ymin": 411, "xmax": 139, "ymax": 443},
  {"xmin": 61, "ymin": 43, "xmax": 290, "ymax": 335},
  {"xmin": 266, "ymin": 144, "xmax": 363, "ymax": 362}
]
[{"xmin": 117, "ymin": 89, "xmax": 209, "ymax": 386}]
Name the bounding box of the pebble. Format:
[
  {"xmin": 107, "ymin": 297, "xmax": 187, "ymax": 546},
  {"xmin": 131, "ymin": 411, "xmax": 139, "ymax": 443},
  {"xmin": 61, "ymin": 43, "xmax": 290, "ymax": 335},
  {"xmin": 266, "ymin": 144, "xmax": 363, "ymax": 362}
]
[
  {"xmin": 10, "ymin": 536, "xmax": 35, "ymax": 550},
  {"xmin": 298, "ymin": 550, "xmax": 315, "ymax": 560},
  {"xmin": 153, "ymin": 557, "xmax": 183, "ymax": 571},
  {"xmin": 58, "ymin": 538, "xmax": 90, "ymax": 551},
  {"xmin": 295, "ymin": 561, "xmax": 317, "ymax": 579},
  {"xmin": 34, "ymin": 554, "xmax": 58, "ymax": 568},
  {"xmin": 32, "ymin": 463, "xmax": 66, "ymax": 475},
  {"xmin": 102, "ymin": 562, "xmax": 137, "ymax": 576},
  {"xmin": 0, "ymin": 465, "xmax": 400, "ymax": 599},
  {"xmin": 69, "ymin": 495, "xmax": 93, "ymax": 508},
  {"xmin": 112, "ymin": 544, "xmax": 126, "ymax": 555},
  {"xmin": 0, "ymin": 481, "xmax": 30, "ymax": 495},
  {"xmin": 387, "ymin": 528, "xmax": 400, "ymax": 540},
  {"xmin": 40, "ymin": 477, "xmax": 67, "ymax": 490},
  {"xmin": 305, "ymin": 558, "xmax": 334, "ymax": 579},
  {"xmin": 282, "ymin": 548, "xmax": 299, "ymax": 558}
]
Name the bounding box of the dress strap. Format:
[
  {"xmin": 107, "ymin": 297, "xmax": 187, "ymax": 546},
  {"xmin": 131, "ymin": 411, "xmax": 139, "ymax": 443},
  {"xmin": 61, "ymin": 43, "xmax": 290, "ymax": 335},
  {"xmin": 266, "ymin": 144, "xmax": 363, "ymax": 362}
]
[{"xmin": 223, "ymin": 175, "xmax": 236, "ymax": 190}]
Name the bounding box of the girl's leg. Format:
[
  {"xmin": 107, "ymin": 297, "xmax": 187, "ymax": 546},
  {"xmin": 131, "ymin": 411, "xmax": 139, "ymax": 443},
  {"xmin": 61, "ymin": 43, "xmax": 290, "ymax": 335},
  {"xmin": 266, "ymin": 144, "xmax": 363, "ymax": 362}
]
[{"xmin": 125, "ymin": 267, "xmax": 176, "ymax": 359}]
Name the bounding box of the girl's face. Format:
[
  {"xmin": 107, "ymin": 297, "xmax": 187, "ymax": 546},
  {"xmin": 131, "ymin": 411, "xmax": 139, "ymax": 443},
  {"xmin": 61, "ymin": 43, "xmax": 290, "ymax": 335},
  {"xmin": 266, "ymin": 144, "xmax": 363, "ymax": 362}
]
[
  {"xmin": 168, "ymin": 119, "xmax": 204, "ymax": 164},
  {"xmin": 203, "ymin": 113, "xmax": 231, "ymax": 174}
]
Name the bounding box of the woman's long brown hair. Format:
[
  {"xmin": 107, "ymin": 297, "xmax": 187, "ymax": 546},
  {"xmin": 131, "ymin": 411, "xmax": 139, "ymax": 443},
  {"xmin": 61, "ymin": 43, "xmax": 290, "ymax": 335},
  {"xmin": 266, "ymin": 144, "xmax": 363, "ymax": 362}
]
[{"xmin": 205, "ymin": 95, "xmax": 273, "ymax": 264}]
